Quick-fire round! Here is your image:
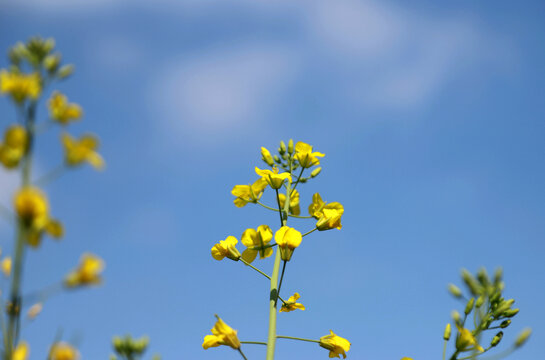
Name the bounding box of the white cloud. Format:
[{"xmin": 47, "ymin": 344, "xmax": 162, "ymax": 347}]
[{"xmin": 151, "ymin": 45, "xmax": 299, "ymax": 134}]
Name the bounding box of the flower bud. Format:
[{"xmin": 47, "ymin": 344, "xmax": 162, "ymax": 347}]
[
  {"xmin": 448, "ymin": 283, "xmax": 463, "ymax": 298},
  {"xmin": 287, "ymin": 139, "xmax": 294, "ymax": 154},
  {"xmin": 475, "ymin": 295, "xmax": 485, "ymax": 308},
  {"xmin": 443, "ymin": 323, "xmax": 451, "ymax": 341},
  {"xmin": 279, "ymin": 141, "xmax": 286, "ymax": 154},
  {"xmin": 514, "ymin": 328, "xmax": 531, "ymax": 348},
  {"xmin": 500, "ymin": 320, "xmax": 511, "ymax": 328},
  {"xmin": 491, "ymin": 331, "xmax": 503, "ymax": 347},
  {"xmin": 464, "ymin": 297, "xmax": 475, "ymax": 315},
  {"xmin": 477, "ymin": 267, "xmax": 490, "ymax": 287},
  {"xmin": 44, "ymin": 53, "xmax": 61, "ymax": 73},
  {"xmin": 493, "ymin": 267, "xmax": 503, "ymax": 286},
  {"xmin": 261, "ymin": 147, "xmax": 274, "ymax": 166},
  {"xmin": 273, "ymin": 155, "xmax": 281, "ymax": 164},
  {"xmin": 461, "ymin": 269, "xmax": 482, "ymax": 296},
  {"xmin": 503, "ymin": 308, "xmax": 519, "ymax": 318},
  {"xmin": 451, "ymin": 310, "xmax": 461, "ymax": 324},
  {"xmin": 57, "ymin": 64, "xmax": 74, "ymax": 79},
  {"xmin": 493, "ymin": 299, "xmax": 515, "ymax": 317},
  {"xmin": 310, "ymin": 167, "xmax": 322, "ymax": 178}
]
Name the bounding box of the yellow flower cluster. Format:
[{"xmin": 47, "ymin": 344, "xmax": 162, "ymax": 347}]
[
  {"xmin": 0, "ymin": 125, "xmax": 28, "ymax": 169},
  {"xmin": 0, "ymin": 70, "xmax": 41, "ymax": 103}
]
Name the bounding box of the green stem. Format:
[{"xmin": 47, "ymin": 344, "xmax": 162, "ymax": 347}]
[
  {"xmin": 276, "ymin": 335, "xmax": 320, "ymax": 344},
  {"xmin": 240, "ymin": 341, "xmax": 267, "ymax": 346},
  {"xmin": 256, "ymin": 201, "xmax": 312, "ymax": 219},
  {"xmin": 275, "ymin": 261, "xmax": 287, "ymax": 307},
  {"xmin": 239, "ymin": 259, "xmax": 287, "ymax": 304},
  {"xmin": 33, "ymin": 164, "xmax": 65, "ymax": 187},
  {"xmin": 237, "ymin": 348, "xmax": 249, "ymax": 360},
  {"xmin": 443, "ymin": 339, "xmax": 447, "ymax": 360},
  {"xmin": 290, "ymin": 167, "xmax": 305, "ymax": 193},
  {"xmin": 301, "ymin": 228, "xmax": 317, "ymax": 237}
]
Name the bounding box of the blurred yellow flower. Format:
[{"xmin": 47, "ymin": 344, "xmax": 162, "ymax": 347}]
[
  {"xmin": 400, "ymin": 358, "xmax": 414, "ymax": 360},
  {"xmin": 295, "ymin": 141, "xmax": 324, "ymax": 168},
  {"xmin": 14, "ymin": 187, "xmax": 49, "ymax": 227},
  {"xmin": 64, "ymin": 253, "xmax": 105, "ymax": 288},
  {"xmin": 231, "ymin": 178, "xmax": 267, "ymax": 208},
  {"xmin": 12, "ymin": 341, "xmax": 29, "ymax": 360},
  {"xmin": 319, "ymin": 330, "xmax": 351, "ymax": 359},
  {"xmin": 274, "ymin": 226, "xmax": 302, "ymax": 261},
  {"xmin": 255, "ymin": 166, "xmax": 291, "ymax": 190},
  {"xmin": 278, "ymin": 189, "xmax": 301, "ymax": 215},
  {"xmin": 48, "ymin": 92, "xmax": 82, "ymax": 125},
  {"xmin": 0, "ymin": 70, "xmax": 41, "ymax": 103},
  {"xmin": 49, "ymin": 342, "xmax": 80, "ymax": 360},
  {"xmin": 211, "ymin": 236, "xmax": 241, "ymax": 261},
  {"xmin": 241, "ymin": 225, "xmax": 273, "ymax": 263},
  {"xmin": 1, "ymin": 256, "xmax": 12, "ymax": 277},
  {"xmin": 279, "ymin": 292, "xmax": 305, "ymax": 312},
  {"xmin": 62, "ymin": 133, "xmax": 104, "ymax": 170},
  {"xmin": 0, "ymin": 125, "xmax": 28, "ymax": 169},
  {"xmin": 261, "ymin": 146, "xmax": 274, "ymax": 166},
  {"xmin": 455, "ymin": 325, "xmax": 484, "ymax": 352},
  {"xmin": 202, "ymin": 316, "xmax": 241, "ymax": 350},
  {"xmin": 316, "ymin": 203, "xmax": 344, "ymax": 231}
]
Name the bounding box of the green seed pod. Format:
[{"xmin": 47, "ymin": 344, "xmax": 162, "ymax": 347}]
[
  {"xmin": 448, "ymin": 283, "xmax": 463, "ymax": 298},
  {"xmin": 475, "ymin": 295, "xmax": 485, "ymax": 308},
  {"xmin": 515, "ymin": 328, "xmax": 532, "ymax": 347},
  {"xmin": 443, "ymin": 323, "xmax": 451, "ymax": 341},
  {"xmin": 500, "ymin": 319, "xmax": 511, "ymax": 328},
  {"xmin": 288, "ymin": 139, "xmax": 294, "ymax": 154},
  {"xmin": 465, "ymin": 297, "xmax": 475, "ymax": 315},
  {"xmin": 311, "ymin": 167, "xmax": 322, "ymax": 178},
  {"xmin": 491, "ymin": 331, "xmax": 503, "ymax": 347}
]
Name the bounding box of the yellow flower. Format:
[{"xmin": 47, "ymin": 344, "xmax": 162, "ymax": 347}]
[
  {"xmin": 295, "ymin": 141, "xmax": 324, "ymax": 168},
  {"xmin": 261, "ymin": 146, "xmax": 274, "ymax": 166},
  {"xmin": 1, "ymin": 257, "xmax": 12, "ymax": 277},
  {"xmin": 0, "ymin": 70, "xmax": 41, "ymax": 103},
  {"xmin": 455, "ymin": 325, "xmax": 484, "ymax": 352},
  {"xmin": 0, "ymin": 125, "xmax": 28, "ymax": 169},
  {"xmin": 400, "ymin": 358, "xmax": 414, "ymax": 360},
  {"xmin": 48, "ymin": 92, "xmax": 83, "ymax": 125},
  {"xmin": 12, "ymin": 341, "xmax": 29, "ymax": 360},
  {"xmin": 211, "ymin": 236, "xmax": 241, "ymax": 261},
  {"xmin": 231, "ymin": 178, "xmax": 268, "ymax": 208},
  {"xmin": 319, "ymin": 330, "xmax": 351, "ymax": 359},
  {"xmin": 14, "ymin": 187, "xmax": 49, "ymax": 226},
  {"xmin": 280, "ymin": 292, "xmax": 305, "ymax": 312},
  {"xmin": 308, "ymin": 193, "xmax": 326, "ymax": 218},
  {"xmin": 278, "ymin": 189, "xmax": 301, "ymax": 215},
  {"xmin": 274, "ymin": 226, "xmax": 302, "ymax": 261},
  {"xmin": 316, "ymin": 204, "xmax": 344, "ymax": 231},
  {"xmin": 49, "ymin": 342, "xmax": 80, "ymax": 360},
  {"xmin": 240, "ymin": 225, "xmax": 273, "ymax": 263},
  {"xmin": 64, "ymin": 253, "xmax": 105, "ymax": 288},
  {"xmin": 255, "ymin": 166, "xmax": 291, "ymax": 190},
  {"xmin": 27, "ymin": 218, "xmax": 64, "ymax": 248},
  {"xmin": 62, "ymin": 133, "xmax": 105, "ymax": 170},
  {"xmin": 202, "ymin": 316, "xmax": 241, "ymax": 350}
]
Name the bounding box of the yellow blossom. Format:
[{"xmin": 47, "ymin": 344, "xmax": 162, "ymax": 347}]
[
  {"xmin": 295, "ymin": 141, "xmax": 324, "ymax": 168},
  {"xmin": 1, "ymin": 257, "xmax": 12, "ymax": 277},
  {"xmin": 316, "ymin": 203, "xmax": 344, "ymax": 231},
  {"xmin": 62, "ymin": 133, "xmax": 105, "ymax": 170},
  {"xmin": 211, "ymin": 236, "xmax": 241, "ymax": 261},
  {"xmin": 48, "ymin": 92, "xmax": 83, "ymax": 125},
  {"xmin": 278, "ymin": 189, "xmax": 301, "ymax": 215},
  {"xmin": 255, "ymin": 166, "xmax": 291, "ymax": 190},
  {"xmin": 241, "ymin": 225, "xmax": 273, "ymax": 263},
  {"xmin": 231, "ymin": 178, "xmax": 267, "ymax": 208},
  {"xmin": 49, "ymin": 342, "xmax": 80, "ymax": 360},
  {"xmin": 261, "ymin": 146, "xmax": 274, "ymax": 166},
  {"xmin": 0, "ymin": 125, "xmax": 28, "ymax": 168},
  {"xmin": 202, "ymin": 316, "xmax": 241, "ymax": 350},
  {"xmin": 12, "ymin": 341, "xmax": 29, "ymax": 360},
  {"xmin": 64, "ymin": 253, "xmax": 105, "ymax": 288},
  {"xmin": 280, "ymin": 292, "xmax": 305, "ymax": 312},
  {"xmin": 14, "ymin": 187, "xmax": 49, "ymax": 227},
  {"xmin": 455, "ymin": 325, "xmax": 484, "ymax": 352},
  {"xmin": 0, "ymin": 70, "xmax": 41, "ymax": 103},
  {"xmin": 308, "ymin": 193, "xmax": 326, "ymax": 218},
  {"xmin": 319, "ymin": 330, "xmax": 351, "ymax": 359},
  {"xmin": 400, "ymin": 358, "xmax": 414, "ymax": 360},
  {"xmin": 27, "ymin": 303, "xmax": 43, "ymax": 320},
  {"xmin": 275, "ymin": 226, "xmax": 302, "ymax": 261}
]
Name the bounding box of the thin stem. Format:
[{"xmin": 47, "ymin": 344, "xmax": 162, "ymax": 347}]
[
  {"xmin": 276, "ymin": 335, "xmax": 320, "ymax": 344},
  {"xmin": 275, "ymin": 261, "xmax": 287, "ymax": 307},
  {"xmin": 290, "ymin": 167, "xmax": 305, "ymax": 193},
  {"xmin": 23, "ymin": 281, "xmax": 63, "ymax": 305},
  {"xmin": 274, "ymin": 189, "xmax": 284, "ymax": 225},
  {"xmin": 237, "ymin": 348, "xmax": 249, "ymax": 360},
  {"xmin": 301, "ymin": 227, "xmax": 317, "ymax": 237},
  {"xmin": 33, "ymin": 164, "xmax": 66, "ymax": 187},
  {"xmin": 443, "ymin": 339, "xmax": 447, "ymax": 360},
  {"xmin": 257, "ymin": 201, "xmax": 281, "ymax": 212},
  {"xmin": 256, "ymin": 201, "xmax": 313, "ymax": 219},
  {"xmin": 240, "ymin": 341, "xmax": 267, "ymax": 346},
  {"xmin": 240, "ymin": 258, "xmax": 271, "ymax": 280}
]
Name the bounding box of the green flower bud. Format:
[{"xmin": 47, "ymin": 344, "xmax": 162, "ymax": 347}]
[
  {"xmin": 279, "ymin": 141, "xmax": 286, "ymax": 154},
  {"xmin": 451, "ymin": 310, "xmax": 461, "ymax": 325},
  {"xmin": 273, "ymin": 155, "xmax": 281, "ymax": 164},
  {"xmin": 448, "ymin": 283, "xmax": 463, "ymax": 298},
  {"xmin": 491, "ymin": 331, "xmax": 503, "ymax": 347},
  {"xmin": 461, "ymin": 269, "xmax": 483, "ymax": 296},
  {"xmin": 44, "ymin": 53, "xmax": 61, "ymax": 73},
  {"xmin": 493, "ymin": 299, "xmax": 515, "ymax": 317},
  {"xmin": 500, "ymin": 319, "xmax": 511, "ymax": 328},
  {"xmin": 288, "ymin": 139, "xmax": 294, "ymax": 154},
  {"xmin": 475, "ymin": 295, "xmax": 485, "ymax": 308},
  {"xmin": 477, "ymin": 267, "xmax": 490, "ymax": 287},
  {"xmin": 465, "ymin": 297, "xmax": 475, "ymax": 315},
  {"xmin": 493, "ymin": 267, "xmax": 503, "ymax": 286},
  {"xmin": 57, "ymin": 64, "xmax": 74, "ymax": 79},
  {"xmin": 310, "ymin": 167, "xmax": 322, "ymax": 178},
  {"xmin": 443, "ymin": 323, "xmax": 451, "ymax": 341},
  {"xmin": 503, "ymin": 308, "xmax": 519, "ymax": 318},
  {"xmin": 514, "ymin": 328, "xmax": 531, "ymax": 348}
]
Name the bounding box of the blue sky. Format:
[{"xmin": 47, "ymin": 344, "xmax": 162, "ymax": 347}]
[{"xmin": 0, "ymin": 0, "xmax": 544, "ymax": 359}]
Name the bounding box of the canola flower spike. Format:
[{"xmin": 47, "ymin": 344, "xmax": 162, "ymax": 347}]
[
  {"xmin": 241, "ymin": 225, "xmax": 273, "ymax": 263},
  {"xmin": 231, "ymin": 178, "xmax": 268, "ymax": 208},
  {"xmin": 319, "ymin": 330, "xmax": 351, "ymax": 359},
  {"xmin": 278, "ymin": 189, "xmax": 301, "ymax": 216},
  {"xmin": 61, "ymin": 133, "xmax": 105, "ymax": 170},
  {"xmin": 0, "ymin": 125, "xmax": 28, "ymax": 169},
  {"xmin": 49, "ymin": 342, "xmax": 80, "ymax": 360},
  {"xmin": 64, "ymin": 253, "xmax": 105, "ymax": 288},
  {"xmin": 255, "ymin": 166, "xmax": 291, "ymax": 190},
  {"xmin": 274, "ymin": 226, "xmax": 302, "ymax": 261},
  {"xmin": 294, "ymin": 141, "xmax": 324, "ymax": 168},
  {"xmin": 211, "ymin": 236, "xmax": 241, "ymax": 261},
  {"xmin": 12, "ymin": 341, "xmax": 30, "ymax": 360},
  {"xmin": 0, "ymin": 70, "xmax": 41, "ymax": 103},
  {"xmin": 455, "ymin": 325, "xmax": 484, "ymax": 353},
  {"xmin": 279, "ymin": 293, "xmax": 305, "ymax": 313},
  {"xmin": 48, "ymin": 91, "xmax": 83, "ymax": 125},
  {"xmin": 202, "ymin": 316, "xmax": 241, "ymax": 350},
  {"xmin": 1, "ymin": 256, "xmax": 12, "ymax": 277}
]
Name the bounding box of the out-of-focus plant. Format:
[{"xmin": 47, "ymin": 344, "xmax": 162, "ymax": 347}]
[
  {"xmin": 110, "ymin": 335, "xmax": 161, "ymax": 360},
  {"xmin": 0, "ymin": 36, "xmax": 105, "ymax": 359},
  {"xmin": 204, "ymin": 140, "xmax": 349, "ymax": 359}
]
